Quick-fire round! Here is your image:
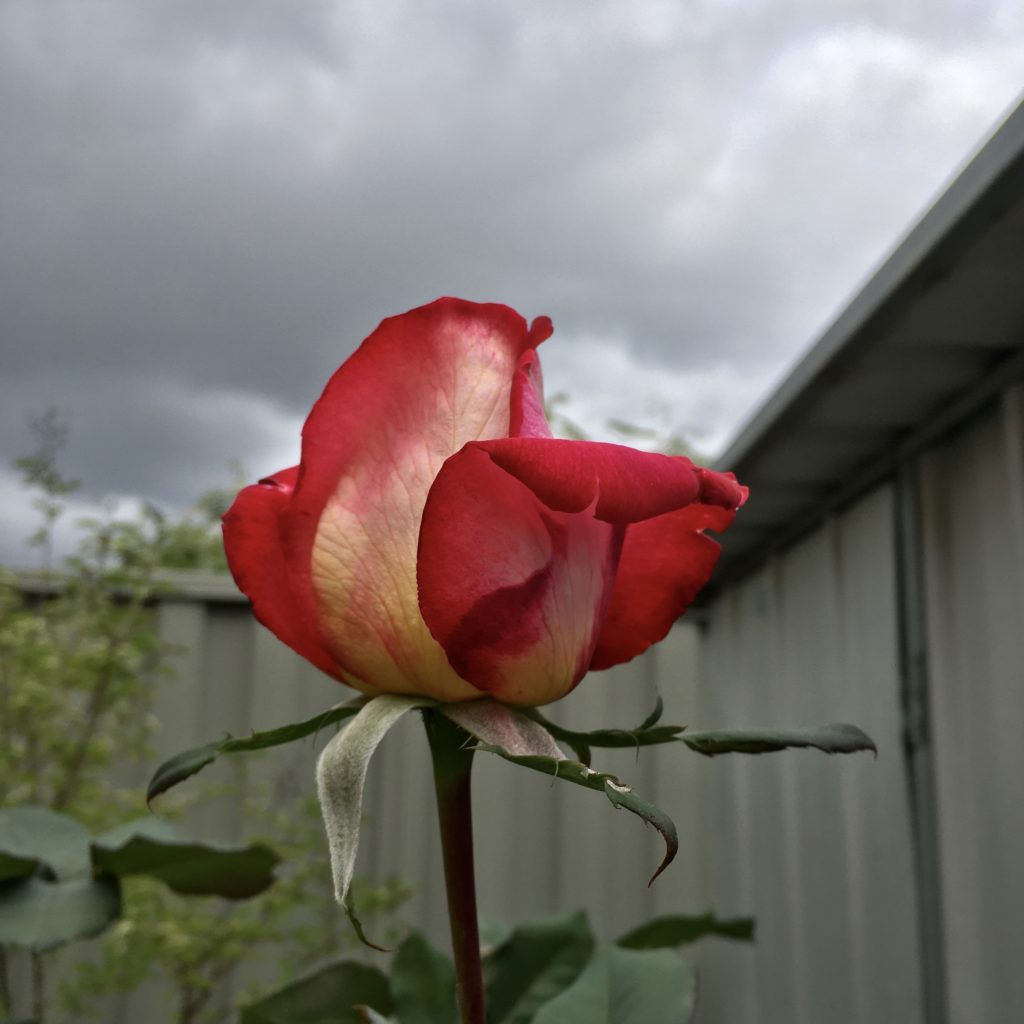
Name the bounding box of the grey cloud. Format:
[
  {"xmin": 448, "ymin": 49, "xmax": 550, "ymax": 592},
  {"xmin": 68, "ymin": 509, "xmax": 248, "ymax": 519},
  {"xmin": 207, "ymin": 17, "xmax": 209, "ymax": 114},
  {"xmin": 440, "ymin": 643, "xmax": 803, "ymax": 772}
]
[{"xmin": 2, "ymin": 0, "xmax": 1022, "ymax": 530}]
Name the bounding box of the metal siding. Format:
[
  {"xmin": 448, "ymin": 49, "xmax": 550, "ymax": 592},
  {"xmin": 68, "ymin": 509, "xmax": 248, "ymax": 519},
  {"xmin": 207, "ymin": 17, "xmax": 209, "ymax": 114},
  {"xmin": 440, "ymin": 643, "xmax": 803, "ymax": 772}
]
[
  {"xmin": 694, "ymin": 485, "xmax": 924, "ymax": 1024},
  {"xmin": 919, "ymin": 385, "xmax": 1024, "ymax": 1023}
]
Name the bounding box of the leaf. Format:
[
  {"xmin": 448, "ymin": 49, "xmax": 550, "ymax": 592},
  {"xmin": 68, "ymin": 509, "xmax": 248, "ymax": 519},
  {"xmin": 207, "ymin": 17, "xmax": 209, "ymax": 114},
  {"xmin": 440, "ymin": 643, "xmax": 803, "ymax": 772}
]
[
  {"xmin": 485, "ymin": 912, "xmax": 595, "ymax": 1024},
  {"xmin": 239, "ymin": 960, "xmax": 394, "ymax": 1024},
  {"xmin": 94, "ymin": 814, "xmax": 178, "ymax": 848},
  {"xmin": 0, "ymin": 875, "xmax": 121, "ymax": 952},
  {"xmin": 0, "ymin": 807, "xmax": 92, "ymax": 880},
  {"xmin": 474, "ymin": 745, "xmax": 678, "ymax": 885},
  {"xmin": 531, "ymin": 946, "xmax": 696, "ymax": 1024},
  {"xmin": 0, "ymin": 849, "xmax": 39, "ymax": 883},
  {"xmin": 478, "ymin": 917, "xmax": 514, "ymax": 954},
  {"xmin": 616, "ymin": 912, "xmax": 755, "ymax": 949},
  {"xmin": 146, "ymin": 697, "xmax": 370, "ymax": 803},
  {"xmin": 523, "ymin": 709, "xmax": 685, "ymax": 752},
  {"xmin": 681, "ymin": 723, "xmax": 877, "ymax": 758},
  {"xmin": 91, "ymin": 833, "xmax": 279, "ymax": 899},
  {"xmin": 317, "ymin": 696, "xmax": 434, "ymax": 912},
  {"xmin": 354, "ymin": 1009, "xmax": 394, "ymax": 1024},
  {"xmin": 390, "ymin": 933, "xmax": 458, "ymax": 1024}
]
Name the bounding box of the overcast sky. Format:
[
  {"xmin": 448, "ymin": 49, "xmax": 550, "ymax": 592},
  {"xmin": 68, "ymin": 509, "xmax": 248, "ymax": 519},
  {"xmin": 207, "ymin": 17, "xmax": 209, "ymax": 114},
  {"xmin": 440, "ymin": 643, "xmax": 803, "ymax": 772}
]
[{"xmin": 2, "ymin": 0, "xmax": 1023, "ymax": 565}]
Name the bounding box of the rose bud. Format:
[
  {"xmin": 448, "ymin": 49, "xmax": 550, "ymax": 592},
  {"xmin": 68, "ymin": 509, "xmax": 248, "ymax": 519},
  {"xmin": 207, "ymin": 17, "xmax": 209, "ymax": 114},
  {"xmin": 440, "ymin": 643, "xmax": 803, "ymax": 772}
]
[{"xmin": 223, "ymin": 298, "xmax": 746, "ymax": 706}]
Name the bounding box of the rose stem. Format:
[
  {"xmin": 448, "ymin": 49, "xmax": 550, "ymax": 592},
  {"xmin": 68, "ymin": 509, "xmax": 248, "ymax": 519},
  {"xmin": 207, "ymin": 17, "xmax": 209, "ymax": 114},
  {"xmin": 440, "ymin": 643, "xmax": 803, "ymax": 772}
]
[{"xmin": 424, "ymin": 709, "xmax": 486, "ymax": 1024}]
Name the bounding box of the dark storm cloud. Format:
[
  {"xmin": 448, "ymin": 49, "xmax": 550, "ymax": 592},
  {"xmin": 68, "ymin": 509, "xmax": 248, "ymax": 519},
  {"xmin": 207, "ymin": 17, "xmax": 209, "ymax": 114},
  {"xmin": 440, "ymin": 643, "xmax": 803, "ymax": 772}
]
[{"xmin": 2, "ymin": 0, "xmax": 1022, "ymax": 563}]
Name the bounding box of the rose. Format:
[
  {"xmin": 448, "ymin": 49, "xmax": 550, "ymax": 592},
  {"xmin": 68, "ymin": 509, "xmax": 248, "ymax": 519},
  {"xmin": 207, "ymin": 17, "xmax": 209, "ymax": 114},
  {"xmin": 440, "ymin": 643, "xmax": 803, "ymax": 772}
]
[{"xmin": 223, "ymin": 297, "xmax": 746, "ymax": 707}]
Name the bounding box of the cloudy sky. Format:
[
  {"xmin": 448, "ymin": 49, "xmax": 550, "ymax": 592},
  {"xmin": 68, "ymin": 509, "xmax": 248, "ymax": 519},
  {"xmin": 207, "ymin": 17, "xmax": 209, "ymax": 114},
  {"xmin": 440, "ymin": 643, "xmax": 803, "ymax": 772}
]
[{"xmin": 2, "ymin": 0, "xmax": 1022, "ymax": 565}]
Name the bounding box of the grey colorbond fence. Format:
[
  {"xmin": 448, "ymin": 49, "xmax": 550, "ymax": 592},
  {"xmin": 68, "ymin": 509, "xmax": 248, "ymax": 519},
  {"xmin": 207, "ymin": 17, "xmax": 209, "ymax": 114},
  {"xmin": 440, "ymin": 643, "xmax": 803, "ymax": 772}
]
[{"xmin": 695, "ymin": 383, "xmax": 1024, "ymax": 1024}]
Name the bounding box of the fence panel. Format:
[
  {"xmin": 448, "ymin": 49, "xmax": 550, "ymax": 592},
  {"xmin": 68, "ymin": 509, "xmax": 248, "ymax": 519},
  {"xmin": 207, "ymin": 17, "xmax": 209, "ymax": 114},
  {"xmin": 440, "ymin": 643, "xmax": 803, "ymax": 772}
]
[
  {"xmin": 693, "ymin": 484, "xmax": 924, "ymax": 1024},
  {"xmin": 919, "ymin": 383, "xmax": 1024, "ymax": 1023}
]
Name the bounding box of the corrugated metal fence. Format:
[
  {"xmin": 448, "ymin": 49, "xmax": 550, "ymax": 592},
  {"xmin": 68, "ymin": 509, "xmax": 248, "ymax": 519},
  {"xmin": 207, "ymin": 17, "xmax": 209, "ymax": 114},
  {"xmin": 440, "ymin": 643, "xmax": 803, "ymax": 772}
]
[{"xmin": 697, "ymin": 383, "xmax": 1024, "ymax": 1023}]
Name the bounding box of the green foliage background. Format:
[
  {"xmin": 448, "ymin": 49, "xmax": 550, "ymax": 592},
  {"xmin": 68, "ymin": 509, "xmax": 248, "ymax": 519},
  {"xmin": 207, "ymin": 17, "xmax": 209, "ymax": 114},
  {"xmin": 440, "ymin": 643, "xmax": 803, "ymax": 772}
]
[{"xmin": 0, "ymin": 413, "xmax": 407, "ymax": 1024}]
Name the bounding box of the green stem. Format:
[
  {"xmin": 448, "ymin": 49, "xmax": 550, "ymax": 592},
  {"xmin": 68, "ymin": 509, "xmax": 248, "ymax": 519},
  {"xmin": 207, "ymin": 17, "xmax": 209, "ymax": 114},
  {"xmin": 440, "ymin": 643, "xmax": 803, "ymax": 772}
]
[
  {"xmin": 0, "ymin": 945, "xmax": 12, "ymax": 1016},
  {"xmin": 31, "ymin": 951, "xmax": 45, "ymax": 1023},
  {"xmin": 424, "ymin": 710, "xmax": 485, "ymax": 1024}
]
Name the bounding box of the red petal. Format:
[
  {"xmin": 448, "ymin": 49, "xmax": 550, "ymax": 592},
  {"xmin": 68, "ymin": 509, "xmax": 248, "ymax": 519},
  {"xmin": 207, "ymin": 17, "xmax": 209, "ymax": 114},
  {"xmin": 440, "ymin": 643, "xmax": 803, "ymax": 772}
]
[
  {"xmin": 418, "ymin": 445, "xmax": 620, "ymax": 705},
  {"xmin": 223, "ymin": 467, "xmax": 342, "ymax": 680},
  {"xmin": 419, "ymin": 439, "xmax": 745, "ymax": 703},
  {"xmin": 285, "ymin": 298, "xmax": 543, "ymax": 699},
  {"xmin": 589, "ymin": 503, "xmax": 738, "ymax": 670},
  {"xmin": 509, "ymin": 350, "xmax": 553, "ymax": 439},
  {"xmin": 472, "ymin": 438, "xmax": 711, "ymax": 522}
]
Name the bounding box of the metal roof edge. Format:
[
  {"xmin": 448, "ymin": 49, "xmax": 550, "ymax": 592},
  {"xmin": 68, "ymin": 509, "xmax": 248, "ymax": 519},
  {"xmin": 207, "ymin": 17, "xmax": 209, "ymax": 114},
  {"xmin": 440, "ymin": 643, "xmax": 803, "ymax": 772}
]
[{"xmin": 713, "ymin": 94, "xmax": 1024, "ymax": 475}]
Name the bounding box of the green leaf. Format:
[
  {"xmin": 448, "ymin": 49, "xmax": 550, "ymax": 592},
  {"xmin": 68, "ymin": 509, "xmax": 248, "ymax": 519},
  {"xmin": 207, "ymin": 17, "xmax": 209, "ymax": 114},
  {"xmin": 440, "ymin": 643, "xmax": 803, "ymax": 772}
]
[
  {"xmin": 531, "ymin": 946, "xmax": 696, "ymax": 1024},
  {"xmin": 523, "ymin": 709, "xmax": 685, "ymax": 751},
  {"xmin": 0, "ymin": 807, "xmax": 92, "ymax": 879},
  {"xmin": 681, "ymin": 723, "xmax": 877, "ymax": 758},
  {"xmin": 91, "ymin": 832, "xmax": 279, "ymax": 899},
  {"xmin": 0, "ymin": 875, "xmax": 121, "ymax": 951},
  {"xmin": 485, "ymin": 911, "xmax": 595, "ymax": 1024},
  {"xmin": 616, "ymin": 912, "xmax": 755, "ymax": 949},
  {"xmin": 94, "ymin": 814, "xmax": 178, "ymax": 848},
  {"xmin": 474, "ymin": 746, "xmax": 678, "ymax": 885},
  {"xmin": 146, "ymin": 697, "xmax": 370, "ymax": 803},
  {"xmin": 354, "ymin": 1009, "xmax": 394, "ymax": 1024},
  {"xmin": 390, "ymin": 933, "xmax": 458, "ymax": 1024},
  {"xmin": 239, "ymin": 960, "xmax": 393, "ymax": 1024},
  {"xmin": 0, "ymin": 848, "xmax": 39, "ymax": 883},
  {"xmin": 479, "ymin": 917, "xmax": 514, "ymax": 954},
  {"xmin": 316, "ymin": 696, "xmax": 434, "ymax": 917}
]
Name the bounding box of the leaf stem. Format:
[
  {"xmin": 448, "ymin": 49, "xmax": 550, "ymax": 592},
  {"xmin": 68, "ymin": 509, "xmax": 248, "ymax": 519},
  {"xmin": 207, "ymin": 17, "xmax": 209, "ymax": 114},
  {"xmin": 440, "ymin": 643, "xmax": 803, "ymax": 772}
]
[
  {"xmin": 424, "ymin": 710, "xmax": 485, "ymax": 1024},
  {"xmin": 31, "ymin": 951, "xmax": 46, "ymax": 1022}
]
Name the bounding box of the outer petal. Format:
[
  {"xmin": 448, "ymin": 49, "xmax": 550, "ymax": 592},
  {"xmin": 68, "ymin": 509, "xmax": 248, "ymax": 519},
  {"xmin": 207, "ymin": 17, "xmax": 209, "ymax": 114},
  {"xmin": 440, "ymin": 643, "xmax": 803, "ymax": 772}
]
[
  {"xmin": 472, "ymin": 438, "xmax": 744, "ymax": 523},
  {"xmin": 418, "ymin": 441, "xmax": 745, "ymax": 705},
  {"xmin": 222, "ymin": 467, "xmax": 343, "ymax": 681},
  {"xmin": 589, "ymin": 501, "xmax": 739, "ymax": 670},
  {"xmin": 509, "ymin": 348, "xmax": 553, "ymax": 439},
  {"xmin": 286, "ymin": 298, "xmax": 543, "ymax": 700},
  {"xmin": 418, "ymin": 445, "xmax": 621, "ymax": 705}
]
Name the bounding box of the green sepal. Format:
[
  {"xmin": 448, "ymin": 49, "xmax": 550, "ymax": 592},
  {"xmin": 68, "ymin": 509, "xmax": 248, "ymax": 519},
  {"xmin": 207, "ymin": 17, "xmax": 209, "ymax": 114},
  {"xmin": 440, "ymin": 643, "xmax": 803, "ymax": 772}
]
[
  {"xmin": 317, "ymin": 696, "xmax": 435, "ymax": 944},
  {"xmin": 681, "ymin": 722, "xmax": 876, "ymax": 757},
  {"xmin": 616, "ymin": 912, "xmax": 755, "ymax": 949},
  {"xmin": 474, "ymin": 745, "xmax": 678, "ymax": 885},
  {"xmin": 522, "ymin": 707, "xmax": 684, "ymax": 753},
  {"xmin": 146, "ymin": 696, "xmax": 370, "ymax": 803}
]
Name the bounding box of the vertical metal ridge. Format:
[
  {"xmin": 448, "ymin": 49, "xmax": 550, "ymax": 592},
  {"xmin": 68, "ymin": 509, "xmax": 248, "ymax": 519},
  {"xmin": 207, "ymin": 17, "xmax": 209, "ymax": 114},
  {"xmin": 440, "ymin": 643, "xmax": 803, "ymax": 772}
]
[{"xmin": 894, "ymin": 463, "xmax": 949, "ymax": 1024}]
